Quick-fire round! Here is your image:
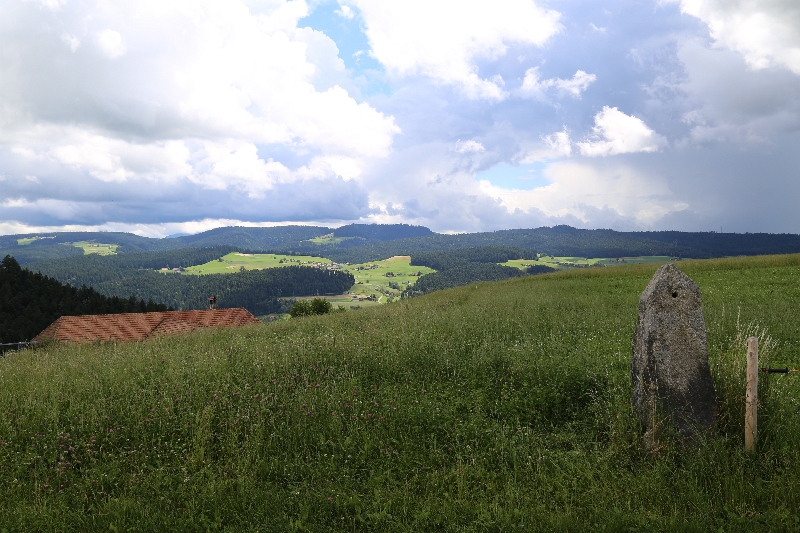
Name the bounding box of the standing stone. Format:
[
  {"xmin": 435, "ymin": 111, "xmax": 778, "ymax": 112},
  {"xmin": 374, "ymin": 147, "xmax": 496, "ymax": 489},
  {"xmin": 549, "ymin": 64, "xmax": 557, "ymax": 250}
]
[{"xmin": 632, "ymin": 263, "xmax": 718, "ymax": 445}]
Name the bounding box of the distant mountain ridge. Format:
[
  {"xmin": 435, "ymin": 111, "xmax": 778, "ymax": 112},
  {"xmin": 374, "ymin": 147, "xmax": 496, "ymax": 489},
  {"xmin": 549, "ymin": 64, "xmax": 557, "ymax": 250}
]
[{"xmin": 4, "ymin": 224, "xmax": 800, "ymax": 264}]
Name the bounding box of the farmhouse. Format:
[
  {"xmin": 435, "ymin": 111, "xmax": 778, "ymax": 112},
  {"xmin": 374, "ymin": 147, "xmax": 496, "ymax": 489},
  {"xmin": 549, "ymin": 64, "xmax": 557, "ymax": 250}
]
[{"xmin": 33, "ymin": 308, "xmax": 261, "ymax": 343}]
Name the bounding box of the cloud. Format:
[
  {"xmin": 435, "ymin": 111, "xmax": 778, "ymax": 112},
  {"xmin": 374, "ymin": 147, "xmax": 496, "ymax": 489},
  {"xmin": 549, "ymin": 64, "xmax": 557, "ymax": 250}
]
[
  {"xmin": 520, "ymin": 129, "xmax": 573, "ymax": 162},
  {"xmin": 95, "ymin": 29, "xmax": 126, "ymax": 59},
  {"xmin": 343, "ymin": 0, "xmax": 562, "ymax": 100},
  {"xmin": 673, "ymin": 0, "xmax": 800, "ymax": 75},
  {"xmin": 61, "ymin": 33, "xmax": 80, "ymax": 52},
  {"xmin": 577, "ymin": 107, "xmax": 667, "ymax": 156},
  {"xmin": 671, "ymin": 38, "xmax": 800, "ymax": 145},
  {"xmin": 479, "ymin": 160, "xmax": 688, "ymax": 227},
  {"xmin": 0, "ymin": 0, "xmax": 399, "ymax": 227},
  {"xmin": 335, "ymin": 3, "xmax": 354, "ymax": 19},
  {"xmin": 455, "ymin": 140, "xmax": 485, "ymax": 153},
  {"xmin": 519, "ymin": 67, "xmax": 596, "ymax": 98}
]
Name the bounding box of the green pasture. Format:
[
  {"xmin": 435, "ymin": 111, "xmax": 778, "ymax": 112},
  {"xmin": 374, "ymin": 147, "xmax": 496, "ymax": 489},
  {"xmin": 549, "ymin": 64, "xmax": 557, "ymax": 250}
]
[
  {"xmin": 69, "ymin": 241, "xmax": 119, "ymax": 256},
  {"xmin": 183, "ymin": 252, "xmax": 334, "ymax": 275},
  {"xmin": 341, "ymin": 256, "xmax": 435, "ymax": 303},
  {"xmin": 305, "ymin": 233, "xmax": 356, "ymax": 245},
  {"xmin": 503, "ymin": 255, "xmax": 676, "ymax": 271},
  {"xmin": 183, "ymin": 253, "xmax": 435, "ymax": 305},
  {"xmin": 16, "ymin": 236, "xmax": 55, "ymax": 246},
  {"xmin": 2, "ymin": 254, "xmax": 800, "ymax": 530}
]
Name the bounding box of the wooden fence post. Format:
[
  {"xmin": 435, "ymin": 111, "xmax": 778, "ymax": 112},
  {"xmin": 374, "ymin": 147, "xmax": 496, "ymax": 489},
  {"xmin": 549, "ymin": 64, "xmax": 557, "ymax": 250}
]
[{"xmin": 745, "ymin": 336, "xmax": 758, "ymax": 452}]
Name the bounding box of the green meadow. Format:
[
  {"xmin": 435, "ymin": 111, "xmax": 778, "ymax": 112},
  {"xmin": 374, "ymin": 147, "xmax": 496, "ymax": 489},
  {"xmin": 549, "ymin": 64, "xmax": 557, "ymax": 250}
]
[
  {"xmin": 2, "ymin": 254, "xmax": 800, "ymax": 531},
  {"xmin": 305, "ymin": 233, "xmax": 357, "ymax": 245},
  {"xmin": 183, "ymin": 253, "xmax": 435, "ymax": 305},
  {"xmin": 183, "ymin": 253, "xmax": 334, "ymax": 275},
  {"xmin": 17, "ymin": 238, "xmax": 118, "ymax": 255},
  {"xmin": 70, "ymin": 241, "xmax": 119, "ymax": 256},
  {"xmin": 341, "ymin": 256, "xmax": 435, "ymax": 303},
  {"xmin": 17, "ymin": 236, "xmax": 119, "ymax": 251}
]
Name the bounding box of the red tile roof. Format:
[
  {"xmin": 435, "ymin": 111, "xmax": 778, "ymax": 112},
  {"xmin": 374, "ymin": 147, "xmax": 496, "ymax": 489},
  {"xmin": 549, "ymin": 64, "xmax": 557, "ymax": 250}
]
[{"xmin": 33, "ymin": 308, "xmax": 262, "ymax": 343}]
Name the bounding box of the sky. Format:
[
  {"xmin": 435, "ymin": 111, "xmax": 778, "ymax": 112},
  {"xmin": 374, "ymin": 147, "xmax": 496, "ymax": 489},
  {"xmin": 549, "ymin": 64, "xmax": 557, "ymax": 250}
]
[{"xmin": 1, "ymin": 0, "xmax": 799, "ymax": 237}]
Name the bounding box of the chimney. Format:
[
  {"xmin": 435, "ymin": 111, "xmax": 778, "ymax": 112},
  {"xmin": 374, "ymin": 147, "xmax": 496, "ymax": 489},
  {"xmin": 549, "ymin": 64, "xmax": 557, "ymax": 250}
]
[{"xmin": 209, "ymin": 295, "xmax": 217, "ymax": 310}]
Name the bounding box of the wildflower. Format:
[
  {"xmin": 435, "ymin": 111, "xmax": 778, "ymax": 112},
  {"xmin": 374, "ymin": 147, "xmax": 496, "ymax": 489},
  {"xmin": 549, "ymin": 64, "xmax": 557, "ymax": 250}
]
[{"xmin": 327, "ymin": 497, "xmax": 333, "ymax": 501}]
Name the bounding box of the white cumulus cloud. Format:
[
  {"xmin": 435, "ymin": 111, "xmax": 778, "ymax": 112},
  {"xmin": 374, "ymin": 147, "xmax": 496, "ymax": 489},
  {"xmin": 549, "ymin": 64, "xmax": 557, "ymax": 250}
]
[
  {"xmin": 0, "ymin": 0, "xmax": 399, "ymax": 226},
  {"xmin": 520, "ymin": 67, "xmax": 596, "ymax": 98},
  {"xmin": 455, "ymin": 139, "xmax": 485, "ymax": 153},
  {"xmin": 343, "ymin": 0, "xmax": 562, "ymax": 100},
  {"xmin": 577, "ymin": 107, "xmax": 667, "ymax": 157},
  {"xmin": 479, "ymin": 161, "xmax": 688, "ymax": 226},
  {"xmin": 674, "ymin": 0, "xmax": 800, "ymax": 75},
  {"xmin": 335, "ymin": 3, "xmax": 354, "ymax": 19}
]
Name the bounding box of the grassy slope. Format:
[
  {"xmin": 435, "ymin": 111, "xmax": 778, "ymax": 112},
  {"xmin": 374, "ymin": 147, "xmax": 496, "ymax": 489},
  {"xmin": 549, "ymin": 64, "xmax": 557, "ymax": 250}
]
[
  {"xmin": 183, "ymin": 253, "xmax": 334, "ymax": 274},
  {"xmin": 2, "ymin": 255, "xmax": 800, "ymax": 531},
  {"xmin": 184, "ymin": 253, "xmax": 435, "ymax": 304},
  {"xmin": 70, "ymin": 241, "xmax": 119, "ymax": 256}
]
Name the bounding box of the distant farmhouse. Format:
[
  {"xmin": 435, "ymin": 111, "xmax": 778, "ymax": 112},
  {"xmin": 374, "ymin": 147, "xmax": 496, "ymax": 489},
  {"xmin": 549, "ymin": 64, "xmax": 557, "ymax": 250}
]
[{"xmin": 33, "ymin": 308, "xmax": 261, "ymax": 343}]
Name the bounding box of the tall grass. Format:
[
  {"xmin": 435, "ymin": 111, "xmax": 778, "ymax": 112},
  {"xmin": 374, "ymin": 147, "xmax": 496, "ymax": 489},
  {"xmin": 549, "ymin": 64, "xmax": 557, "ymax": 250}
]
[{"xmin": 1, "ymin": 256, "xmax": 800, "ymax": 531}]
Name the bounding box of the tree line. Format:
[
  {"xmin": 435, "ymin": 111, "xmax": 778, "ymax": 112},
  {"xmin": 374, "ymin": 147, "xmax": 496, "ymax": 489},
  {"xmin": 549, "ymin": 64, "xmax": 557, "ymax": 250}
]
[
  {"xmin": 402, "ymin": 247, "xmax": 537, "ymax": 297},
  {"xmin": 409, "ymin": 246, "xmax": 536, "ymax": 271},
  {"xmin": 30, "ymin": 246, "xmax": 237, "ymax": 285},
  {"xmin": 8, "ymin": 225, "xmax": 800, "ymax": 266},
  {"xmin": 27, "ymin": 248, "xmax": 355, "ymax": 316},
  {"xmin": 88, "ymin": 267, "xmax": 354, "ymax": 315}
]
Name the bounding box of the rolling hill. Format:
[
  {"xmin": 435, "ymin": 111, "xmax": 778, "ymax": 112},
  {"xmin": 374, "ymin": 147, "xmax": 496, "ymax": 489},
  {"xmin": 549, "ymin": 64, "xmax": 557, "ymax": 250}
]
[{"xmin": 1, "ymin": 254, "xmax": 799, "ymax": 529}]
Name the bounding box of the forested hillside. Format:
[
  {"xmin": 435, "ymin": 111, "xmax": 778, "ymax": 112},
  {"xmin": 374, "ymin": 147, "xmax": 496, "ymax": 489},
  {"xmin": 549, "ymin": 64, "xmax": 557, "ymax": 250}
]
[
  {"xmin": 0, "ymin": 241, "xmax": 83, "ymax": 264},
  {"xmin": 407, "ymin": 263, "xmax": 526, "ymax": 296},
  {"xmin": 403, "ymin": 246, "xmax": 534, "ymax": 296},
  {"xmin": 297, "ymin": 226, "xmax": 800, "ymax": 263},
  {"xmin": 30, "ymin": 246, "xmax": 237, "ymax": 286},
  {"xmin": 332, "ymin": 223, "xmax": 432, "ymax": 242},
  {"xmin": 409, "ymin": 246, "xmax": 536, "ymax": 271},
  {"xmin": 119, "ymin": 226, "xmax": 331, "ymax": 253},
  {"xmin": 90, "ymin": 267, "xmax": 354, "ymax": 314},
  {"xmin": 0, "ymin": 256, "xmax": 169, "ymax": 343},
  {"xmin": 6, "ymin": 225, "xmax": 800, "ymax": 265},
  {"xmin": 28, "ymin": 248, "xmax": 354, "ymax": 315}
]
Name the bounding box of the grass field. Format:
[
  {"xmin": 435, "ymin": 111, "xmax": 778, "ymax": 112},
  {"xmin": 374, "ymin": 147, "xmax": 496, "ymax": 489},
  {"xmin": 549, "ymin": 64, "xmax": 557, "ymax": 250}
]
[
  {"xmin": 183, "ymin": 253, "xmax": 334, "ymax": 274},
  {"xmin": 341, "ymin": 256, "xmax": 435, "ymax": 303},
  {"xmin": 305, "ymin": 233, "xmax": 356, "ymax": 245},
  {"xmin": 502, "ymin": 255, "xmax": 675, "ymax": 271},
  {"xmin": 17, "ymin": 236, "xmax": 56, "ymax": 246},
  {"xmin": 69, "ymin": 241, "xmax": 119, "ymax": 256},
  {"xmin": 183, "ymin": 253, "xmax": 435, "ymax": 305},
  {"xmin": 2, "ymin": 254, "xmax": 800, "ymax": 530}
]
